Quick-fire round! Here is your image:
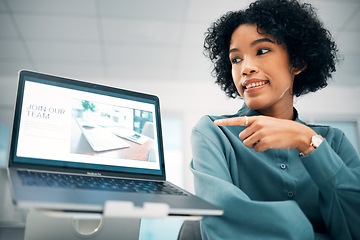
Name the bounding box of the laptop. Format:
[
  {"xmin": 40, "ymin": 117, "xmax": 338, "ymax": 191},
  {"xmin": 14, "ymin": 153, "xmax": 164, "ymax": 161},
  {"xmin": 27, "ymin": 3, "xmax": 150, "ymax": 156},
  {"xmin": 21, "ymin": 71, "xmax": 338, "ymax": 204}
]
[{"xmin": 7, "ymin": 70, "xmax": 223, "ymax": 216}]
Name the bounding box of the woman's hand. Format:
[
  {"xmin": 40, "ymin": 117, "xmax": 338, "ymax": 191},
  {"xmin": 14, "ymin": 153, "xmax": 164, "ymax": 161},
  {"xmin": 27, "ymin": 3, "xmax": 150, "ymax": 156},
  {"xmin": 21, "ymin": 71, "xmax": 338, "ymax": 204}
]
[{"xmin": 214, "ymin": 116, "xmax": 317, "ymax": 153}]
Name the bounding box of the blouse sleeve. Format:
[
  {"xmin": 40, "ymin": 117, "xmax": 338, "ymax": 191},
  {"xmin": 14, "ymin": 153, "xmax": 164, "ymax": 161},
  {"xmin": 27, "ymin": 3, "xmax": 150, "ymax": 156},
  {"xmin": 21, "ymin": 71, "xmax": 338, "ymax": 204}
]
[
  {"xmin": 190, "ymin": 116, "xmax": 315, "ymax": 240},
  {"xmin": 300, "ymin": 128, "xmax": 360, "ymax": 239}
]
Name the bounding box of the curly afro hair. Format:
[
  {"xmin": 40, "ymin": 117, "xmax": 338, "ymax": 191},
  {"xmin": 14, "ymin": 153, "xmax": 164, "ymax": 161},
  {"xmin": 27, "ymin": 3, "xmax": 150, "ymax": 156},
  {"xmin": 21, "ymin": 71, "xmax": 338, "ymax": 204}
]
[{"xmin": 204, "ymin": 0, "xmax": 338, "ymax": 98}]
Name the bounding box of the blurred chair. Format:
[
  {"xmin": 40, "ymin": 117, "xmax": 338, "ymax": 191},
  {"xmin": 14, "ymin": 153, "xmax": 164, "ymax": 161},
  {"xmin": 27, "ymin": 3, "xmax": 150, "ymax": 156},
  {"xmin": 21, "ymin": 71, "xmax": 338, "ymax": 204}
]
[
  {"xmin": 141, "ymin": 122, "xmax": 154, "ymax": 139},
  {"xmin": 177, "ymin": 220, "xmax": 201, "ymax": 240}
]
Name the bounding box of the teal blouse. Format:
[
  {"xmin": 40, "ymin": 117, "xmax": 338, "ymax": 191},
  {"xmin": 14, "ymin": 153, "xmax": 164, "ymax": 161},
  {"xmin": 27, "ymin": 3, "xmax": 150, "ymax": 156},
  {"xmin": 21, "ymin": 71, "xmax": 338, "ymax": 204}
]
[{"xmin": 191, "ymin": 104, "xmax": 360, "ymax": 240}]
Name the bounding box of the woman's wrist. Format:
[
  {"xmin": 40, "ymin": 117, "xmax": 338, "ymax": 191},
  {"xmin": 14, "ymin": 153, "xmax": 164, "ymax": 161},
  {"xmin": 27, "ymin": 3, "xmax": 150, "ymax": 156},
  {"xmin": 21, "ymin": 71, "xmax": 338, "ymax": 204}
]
[
  {"xmin": 300, "ymin": 135, "xmax": 324, "ymax": 156},
  {"xmin": 296, "ymin": 126, "xmax": 317, "ymax": 154}
]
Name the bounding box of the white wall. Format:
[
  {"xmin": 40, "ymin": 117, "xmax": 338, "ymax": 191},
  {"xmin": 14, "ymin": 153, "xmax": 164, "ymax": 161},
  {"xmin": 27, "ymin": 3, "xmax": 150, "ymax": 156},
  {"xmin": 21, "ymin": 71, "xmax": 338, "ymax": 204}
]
[{"xmin": 1, "ymin": 76, "xmax": 359, "ymax": 192}]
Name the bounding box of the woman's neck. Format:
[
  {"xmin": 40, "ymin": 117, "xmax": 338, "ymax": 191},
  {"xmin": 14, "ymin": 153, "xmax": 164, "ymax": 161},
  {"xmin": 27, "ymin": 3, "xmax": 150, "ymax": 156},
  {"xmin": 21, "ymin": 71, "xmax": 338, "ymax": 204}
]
[{"xmin": 257, "ymin": 99, "xmax": 295, "ymax": 120}]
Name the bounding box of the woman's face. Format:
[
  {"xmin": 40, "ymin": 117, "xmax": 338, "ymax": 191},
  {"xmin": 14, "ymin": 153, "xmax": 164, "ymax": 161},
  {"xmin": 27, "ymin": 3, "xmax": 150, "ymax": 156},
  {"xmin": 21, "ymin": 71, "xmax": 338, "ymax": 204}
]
[{"xmin": 229, "ymin": 24, "xmax": 301, "ymax": 114}]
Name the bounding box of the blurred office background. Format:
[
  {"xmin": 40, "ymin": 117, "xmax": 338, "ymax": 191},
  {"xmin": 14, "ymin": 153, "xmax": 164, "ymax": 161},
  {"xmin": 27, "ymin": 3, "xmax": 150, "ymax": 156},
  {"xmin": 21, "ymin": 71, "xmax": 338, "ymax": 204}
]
[{"xmin": 0, "ymin": 0, "xmax": 359, "ymax": 239}]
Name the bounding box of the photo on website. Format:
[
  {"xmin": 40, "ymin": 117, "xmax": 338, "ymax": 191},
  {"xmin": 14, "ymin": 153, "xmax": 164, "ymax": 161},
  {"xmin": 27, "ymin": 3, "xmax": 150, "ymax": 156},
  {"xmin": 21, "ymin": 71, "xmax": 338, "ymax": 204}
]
[{"xmin": 71, "ymin": 99, "xmax": 157, "ymax": 162}]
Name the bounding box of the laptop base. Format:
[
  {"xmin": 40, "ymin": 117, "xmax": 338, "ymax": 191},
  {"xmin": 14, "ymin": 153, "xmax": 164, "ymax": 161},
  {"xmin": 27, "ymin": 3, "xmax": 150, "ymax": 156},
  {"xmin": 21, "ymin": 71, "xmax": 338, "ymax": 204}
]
[{"xmin": 25, "ymin": 201, "xmax": 175, "ymax": 240}]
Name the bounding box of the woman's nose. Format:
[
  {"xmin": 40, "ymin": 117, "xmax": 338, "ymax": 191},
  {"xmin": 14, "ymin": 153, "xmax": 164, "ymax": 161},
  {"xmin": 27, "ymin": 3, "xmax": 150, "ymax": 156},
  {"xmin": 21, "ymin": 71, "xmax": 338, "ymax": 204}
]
[{"xmin": 241, "ymin": 58, "xmax": 259, "ymax": 76}]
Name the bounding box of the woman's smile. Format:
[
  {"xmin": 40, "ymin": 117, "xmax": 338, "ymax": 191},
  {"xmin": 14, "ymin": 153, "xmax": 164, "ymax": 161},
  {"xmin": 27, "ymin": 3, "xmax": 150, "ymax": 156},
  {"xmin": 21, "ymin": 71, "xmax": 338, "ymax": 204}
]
[{"xmin": 243, "ymin": 79, "xmax": 269, "ymax": 92}]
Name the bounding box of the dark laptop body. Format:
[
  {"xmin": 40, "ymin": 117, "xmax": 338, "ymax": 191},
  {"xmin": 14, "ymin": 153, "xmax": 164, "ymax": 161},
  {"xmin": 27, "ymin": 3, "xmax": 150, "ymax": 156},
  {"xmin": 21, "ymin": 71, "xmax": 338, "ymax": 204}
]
[{"xmin": 7, "ymin": 70, "xmax": 223, "ymax": 216}]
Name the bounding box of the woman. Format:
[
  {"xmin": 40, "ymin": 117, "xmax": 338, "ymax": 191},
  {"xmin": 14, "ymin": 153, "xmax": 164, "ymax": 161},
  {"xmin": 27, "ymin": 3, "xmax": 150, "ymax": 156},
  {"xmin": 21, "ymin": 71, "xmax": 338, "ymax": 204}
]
[{"xmin": 190, "ymin": 0, "xmax": 360, "ymax": 239}]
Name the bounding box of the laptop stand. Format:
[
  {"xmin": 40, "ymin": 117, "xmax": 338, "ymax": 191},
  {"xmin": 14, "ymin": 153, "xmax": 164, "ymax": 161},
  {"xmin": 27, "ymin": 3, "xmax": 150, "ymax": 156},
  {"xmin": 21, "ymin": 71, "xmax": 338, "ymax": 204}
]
[{"xmin": 24, "ymin": 201, "xmax": 172, "ymax": 240}]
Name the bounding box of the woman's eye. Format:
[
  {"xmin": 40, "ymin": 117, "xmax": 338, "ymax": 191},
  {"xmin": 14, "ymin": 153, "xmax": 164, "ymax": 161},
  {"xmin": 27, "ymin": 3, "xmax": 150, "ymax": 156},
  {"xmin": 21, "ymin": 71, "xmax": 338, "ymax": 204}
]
[
  {"xmin": 257, "ymin": 49, "xmax": 270, "ymax": 55},
  {"xmin": 231, "ymin": 57, "xmax": 242, "ymax": 64}
]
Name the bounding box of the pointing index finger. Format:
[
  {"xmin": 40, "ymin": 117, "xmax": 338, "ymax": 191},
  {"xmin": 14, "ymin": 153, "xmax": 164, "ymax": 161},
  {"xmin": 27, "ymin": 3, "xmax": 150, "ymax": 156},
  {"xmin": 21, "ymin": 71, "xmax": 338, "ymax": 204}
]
[{"xmin": 214, "ymin": 116, "xmax": 250, "ymax": 126}]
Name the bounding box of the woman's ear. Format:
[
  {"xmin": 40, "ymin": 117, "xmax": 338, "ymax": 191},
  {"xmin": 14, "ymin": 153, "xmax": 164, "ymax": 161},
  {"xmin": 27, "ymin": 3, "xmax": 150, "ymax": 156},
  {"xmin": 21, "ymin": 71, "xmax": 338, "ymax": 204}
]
[{"xmin": 292, "ymin": 61, "xmax": 307, "ymax": 75}]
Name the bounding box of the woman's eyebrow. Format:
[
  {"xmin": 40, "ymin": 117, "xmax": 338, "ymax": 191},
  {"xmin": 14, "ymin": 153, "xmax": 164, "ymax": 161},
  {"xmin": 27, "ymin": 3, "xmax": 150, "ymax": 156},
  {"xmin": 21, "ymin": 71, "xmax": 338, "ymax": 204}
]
[
  {"xmin": 229, "ymin": 38, "xmax": 275, "ymax": 55},
  {"xmin": 251, "ymin": 38, "xmax": 275, "ymax": 46},
  {"xmin": 229, "ymin": 48, "xmax": 240, "ymax": 54}
]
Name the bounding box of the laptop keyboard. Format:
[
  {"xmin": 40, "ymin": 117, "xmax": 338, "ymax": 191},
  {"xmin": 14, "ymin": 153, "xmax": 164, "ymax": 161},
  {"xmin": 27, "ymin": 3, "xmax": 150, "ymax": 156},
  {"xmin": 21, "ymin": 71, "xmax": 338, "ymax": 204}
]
[{"xmin": 18, "ymin": 170, "xmax": 187, "ymax": 196}]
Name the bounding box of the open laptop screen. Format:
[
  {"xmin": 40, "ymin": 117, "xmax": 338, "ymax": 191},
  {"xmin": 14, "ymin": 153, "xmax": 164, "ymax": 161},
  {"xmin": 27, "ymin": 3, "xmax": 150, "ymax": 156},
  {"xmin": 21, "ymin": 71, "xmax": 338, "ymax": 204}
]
[{"xmin": 10, "ymin": 70, "xmax": 165, "ymax": 177}]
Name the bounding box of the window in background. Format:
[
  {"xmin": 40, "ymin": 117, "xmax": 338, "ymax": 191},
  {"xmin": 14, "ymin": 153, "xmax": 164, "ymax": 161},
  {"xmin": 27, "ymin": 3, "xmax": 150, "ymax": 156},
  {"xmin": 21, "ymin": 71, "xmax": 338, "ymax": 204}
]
[
  {"xmin": 139, "ymin": 116, "xmax": 184, "ymax": 240},
  {"xmin": 0, "ymin": 123, "xmax": 10, "ymax": 168},
  {"xmin": 162, "ymin": 116, "xmax": 184, "ymax": 187}
]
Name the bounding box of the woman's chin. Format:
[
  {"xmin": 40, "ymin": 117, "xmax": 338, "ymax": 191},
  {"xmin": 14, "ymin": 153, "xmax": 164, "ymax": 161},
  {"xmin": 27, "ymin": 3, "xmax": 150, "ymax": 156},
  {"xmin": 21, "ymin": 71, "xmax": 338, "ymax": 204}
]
[{"xmin": 244, "ymin": 100, "xmax": 267, "ymax": 111}]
